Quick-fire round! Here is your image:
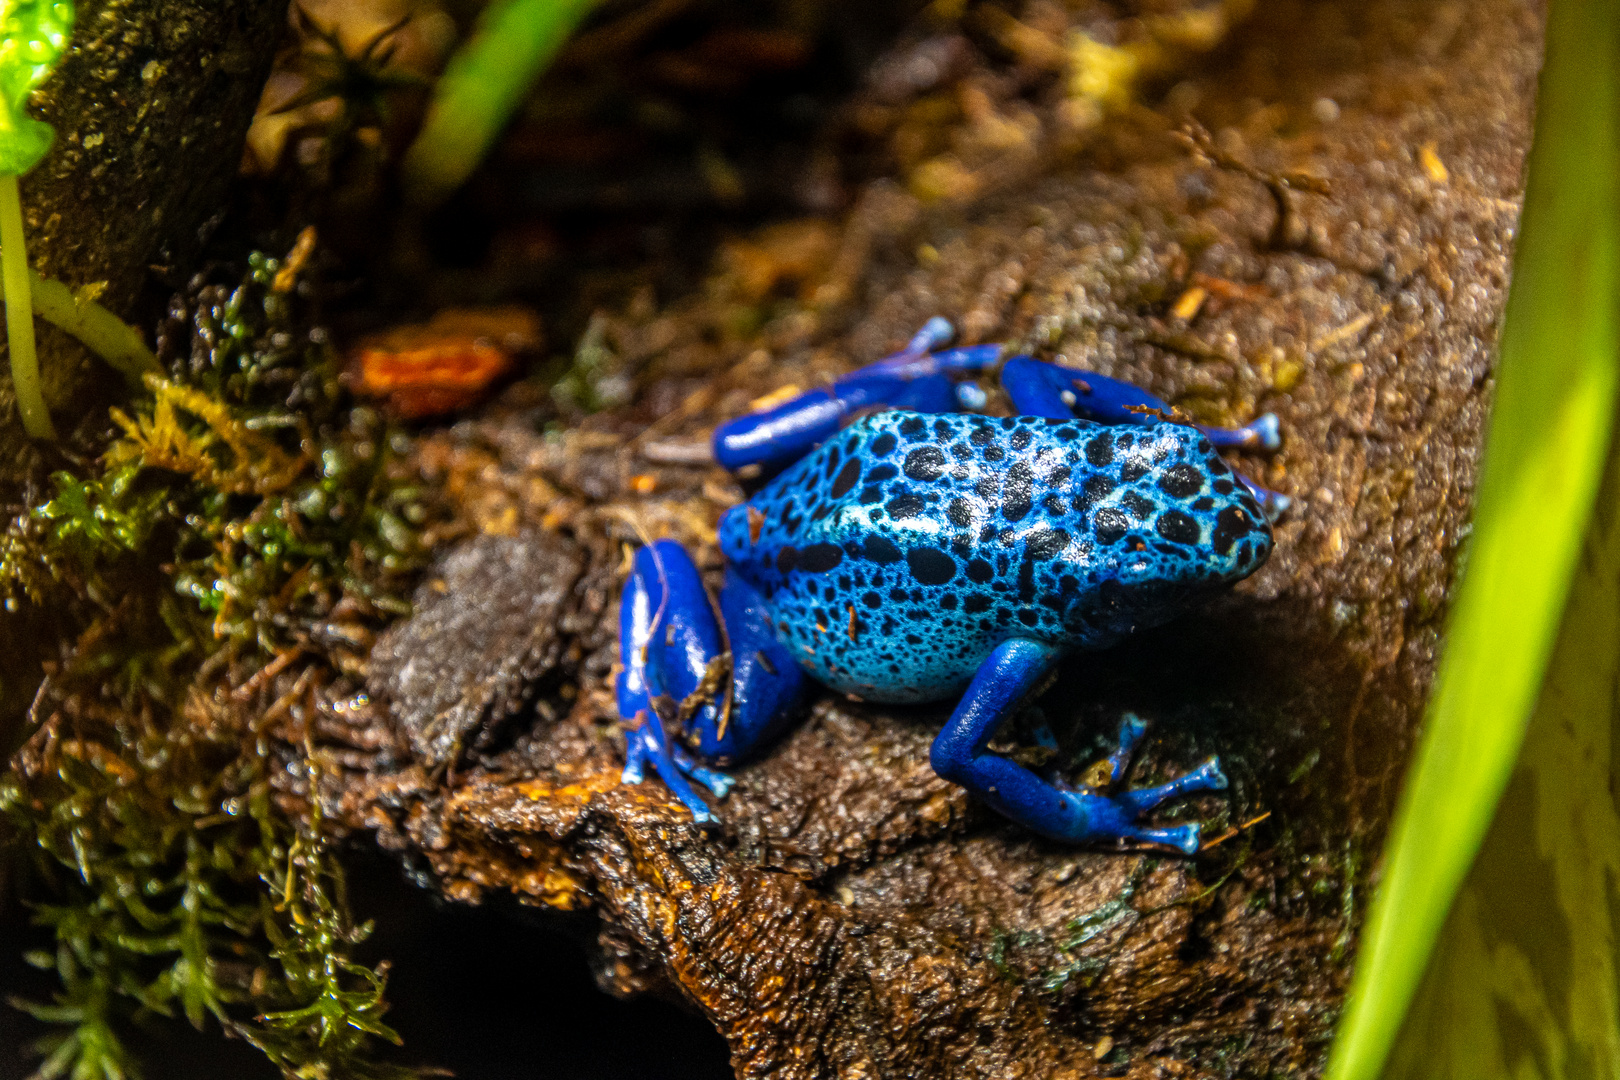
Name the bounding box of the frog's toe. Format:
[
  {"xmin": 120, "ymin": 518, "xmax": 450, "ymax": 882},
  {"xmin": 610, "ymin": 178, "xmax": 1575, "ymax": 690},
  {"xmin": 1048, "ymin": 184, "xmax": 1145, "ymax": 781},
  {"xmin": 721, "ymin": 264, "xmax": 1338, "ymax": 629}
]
[
  {"xmin": 1249, "ymin": 412, "xmax": 1281, "ymax": 451},
  {"xmin": 1199, "ymin": 411, "xmax": 1281, "ymax": 451},
  {"xmin": 1190, "ymin": 756, "xmax": 1229, "ymax": 792},
  {"xmin": 1054, "ymin": 790, "xmax": 1209, "ymax": 853},
  {"xmin": 1118, "ymin": 754, "xmax": 1229, "ymax": 814},
  {"xmin": 1133, "ymin": 822, "xmax": 1203, "ymax": 855},
  {"xmin": 954, "ymin": 382, "xmax": 989, "ymax": 410},
  {"xmin": 1235, "ymin": 473, "xmax": 1292, "ymax": 521},
  {"xmin": 673, "ymin": 747, "xmax": 736, "ymax": 799},
  {"xmin": 622, "ymin": 719, "xmax": 720, "ymax": 825}
]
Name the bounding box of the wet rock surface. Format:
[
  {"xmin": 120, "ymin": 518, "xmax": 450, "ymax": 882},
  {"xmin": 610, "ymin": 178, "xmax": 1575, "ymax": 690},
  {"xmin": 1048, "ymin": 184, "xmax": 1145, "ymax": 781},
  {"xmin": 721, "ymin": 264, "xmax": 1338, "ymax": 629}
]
[{"xmin": 328, "ymin": 1, "xmax": 1544, "ymax": 1076}]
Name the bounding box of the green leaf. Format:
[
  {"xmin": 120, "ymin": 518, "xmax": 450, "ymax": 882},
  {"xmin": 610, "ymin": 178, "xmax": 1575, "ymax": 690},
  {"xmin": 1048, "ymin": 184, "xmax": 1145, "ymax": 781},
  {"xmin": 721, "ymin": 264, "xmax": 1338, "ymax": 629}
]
[
  {"xmin": 1325, "ymin": 1, "xmax": 1620, "ymax": 1078},
  {"xmin": 401, "ymin": 0, "xmax": 597, "ymax": 206},
  {"xmin": 1383, "ymin": 420, "xmax": 1620, "ymax": 1077},
  {"xmin": 0, "ymin": 0, "xmax": 71, "ymax": 176}
]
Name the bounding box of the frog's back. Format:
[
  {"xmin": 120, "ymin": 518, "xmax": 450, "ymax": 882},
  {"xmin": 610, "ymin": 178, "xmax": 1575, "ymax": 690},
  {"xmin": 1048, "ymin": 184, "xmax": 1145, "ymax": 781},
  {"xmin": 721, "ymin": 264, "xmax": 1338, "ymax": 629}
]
[{"xmin": 719, "ymin": 410, "xmax": 1269, "ymax": 702}]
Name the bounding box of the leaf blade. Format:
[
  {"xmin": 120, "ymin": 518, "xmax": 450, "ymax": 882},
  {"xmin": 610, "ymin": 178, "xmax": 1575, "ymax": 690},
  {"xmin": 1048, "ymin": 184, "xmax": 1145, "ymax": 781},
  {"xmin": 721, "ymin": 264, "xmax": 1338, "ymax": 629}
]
[{"xmin": 1325, "ymin": 2, "xmax": 1620, "ymax": 1078}]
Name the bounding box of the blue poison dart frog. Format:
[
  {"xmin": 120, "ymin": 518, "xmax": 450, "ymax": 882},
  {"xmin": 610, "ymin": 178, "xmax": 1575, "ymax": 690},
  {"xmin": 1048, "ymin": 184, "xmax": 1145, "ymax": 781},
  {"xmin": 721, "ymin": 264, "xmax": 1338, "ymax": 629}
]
[{"xmin": 616, "ymin": 319, "xmax": 1283, "ymax": 853}]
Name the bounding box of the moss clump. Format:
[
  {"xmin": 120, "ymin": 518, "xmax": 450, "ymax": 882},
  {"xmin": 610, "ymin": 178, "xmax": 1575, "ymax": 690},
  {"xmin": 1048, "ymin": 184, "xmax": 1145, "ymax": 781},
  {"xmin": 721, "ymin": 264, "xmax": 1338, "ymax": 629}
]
[
  {"xmin": 3, "ymin": 637, "xmax": 416, "ymax": 1080},
  {"xmin": 4, "ymin": 244, "xmax": 428, "ymax": 648},
  {"xmin": 2, "ymin": 239, "xmax": 435, "ymax": 1078}
]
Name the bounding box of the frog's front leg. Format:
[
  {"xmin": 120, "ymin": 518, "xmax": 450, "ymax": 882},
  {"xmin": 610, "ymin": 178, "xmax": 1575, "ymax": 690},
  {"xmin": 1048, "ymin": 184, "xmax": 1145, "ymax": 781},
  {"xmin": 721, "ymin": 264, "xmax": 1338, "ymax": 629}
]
[
  {"xmin": 929, "ymin": 640, "xmax": 1228, "ymax": 854},
  {"xmin": 616, "ymin": 540, "xmax": 809, "ymax": 820},
  {"xmin": 1000, "ymin": 355, "xmax": 1280, "ymax": 450}
]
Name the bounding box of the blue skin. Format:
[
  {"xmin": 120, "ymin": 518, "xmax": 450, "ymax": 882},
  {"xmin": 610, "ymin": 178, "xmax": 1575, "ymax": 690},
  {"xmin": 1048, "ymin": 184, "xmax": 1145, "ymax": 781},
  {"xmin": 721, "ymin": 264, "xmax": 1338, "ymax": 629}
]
[{"xmin": 616, "ymin": 322, "xmax": 1277, "ymax": 853}]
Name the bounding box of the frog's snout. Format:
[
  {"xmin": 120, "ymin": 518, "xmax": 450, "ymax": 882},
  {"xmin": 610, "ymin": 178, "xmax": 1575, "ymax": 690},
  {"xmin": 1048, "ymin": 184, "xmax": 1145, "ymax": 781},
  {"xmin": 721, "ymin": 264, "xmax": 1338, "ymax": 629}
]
[
  {"xmin": 1197, "ymin": 467, "xmax": 1273, "ymax": 584},
  {"xmin": 1139, "ymin": 424, "xmax": 1273, "ymax": 586}
]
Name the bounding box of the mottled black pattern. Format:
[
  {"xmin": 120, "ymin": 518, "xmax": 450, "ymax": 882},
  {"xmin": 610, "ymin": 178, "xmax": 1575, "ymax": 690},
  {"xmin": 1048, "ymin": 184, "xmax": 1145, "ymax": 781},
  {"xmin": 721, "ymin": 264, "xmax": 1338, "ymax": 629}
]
[{"xmin": 717, "ymin": 411, "xmax": 1270, "ymax": 702}]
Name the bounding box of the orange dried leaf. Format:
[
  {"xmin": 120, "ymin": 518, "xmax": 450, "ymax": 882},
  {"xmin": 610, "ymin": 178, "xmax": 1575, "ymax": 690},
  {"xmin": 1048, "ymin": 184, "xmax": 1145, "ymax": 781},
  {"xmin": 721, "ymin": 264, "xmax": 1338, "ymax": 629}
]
[{"xmin": 350, "ymin": 306, "xmax": 539, "ymax": 419}]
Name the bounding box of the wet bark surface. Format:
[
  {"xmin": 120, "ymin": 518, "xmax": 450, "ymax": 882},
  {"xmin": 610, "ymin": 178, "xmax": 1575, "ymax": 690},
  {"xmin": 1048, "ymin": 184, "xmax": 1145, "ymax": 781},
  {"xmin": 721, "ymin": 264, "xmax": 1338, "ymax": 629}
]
[{"xmin": 327, "ymin": 1, "xmax": 1544, "ymax": 1076}]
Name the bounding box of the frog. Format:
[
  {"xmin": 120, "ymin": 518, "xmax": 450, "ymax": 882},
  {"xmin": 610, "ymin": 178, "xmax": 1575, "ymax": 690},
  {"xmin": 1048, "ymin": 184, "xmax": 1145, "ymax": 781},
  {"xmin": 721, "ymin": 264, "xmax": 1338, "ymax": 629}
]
[{"xmin": 616, "ymin": 319, "xmax": 1279, "ymax": 853}]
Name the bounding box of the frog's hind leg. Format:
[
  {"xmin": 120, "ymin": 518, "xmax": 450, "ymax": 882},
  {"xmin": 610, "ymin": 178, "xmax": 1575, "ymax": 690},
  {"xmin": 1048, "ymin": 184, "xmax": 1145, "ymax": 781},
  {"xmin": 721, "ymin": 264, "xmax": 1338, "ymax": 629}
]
[
  {"xmin": 617, "ymin": 540, "xmax": 735, "ymax": 822},
  {"xmin": 930, "ymin": 643, "xmax": 1227, "ymax": 854},
  {"xmin": 690, "ymin": 570, "xmax": 809, "ymax": 764},
  {"xmin": 712, "ymin": 319, "xmax": 999, "ymax": 473}
]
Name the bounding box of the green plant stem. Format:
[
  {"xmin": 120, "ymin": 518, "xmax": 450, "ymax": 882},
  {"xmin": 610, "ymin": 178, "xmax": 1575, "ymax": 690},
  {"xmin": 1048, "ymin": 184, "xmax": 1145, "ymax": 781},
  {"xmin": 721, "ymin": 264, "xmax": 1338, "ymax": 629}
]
[
  {"xmin": 1, "ymin": 172, "xmax": 53, "ymax": 439},
  {"xmin": 401, "ymin": 0, "xmax": 598, "ymax": 207},
  {"xmin": 25, "ymin": 270, "xmax": 160, "ymax": 380}
]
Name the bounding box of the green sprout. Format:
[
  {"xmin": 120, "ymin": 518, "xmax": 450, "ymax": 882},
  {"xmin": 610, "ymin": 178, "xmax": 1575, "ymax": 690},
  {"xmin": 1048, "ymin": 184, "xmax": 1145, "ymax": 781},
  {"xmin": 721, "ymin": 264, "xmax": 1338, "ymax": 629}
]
[
  {"xmin": 0, "ymin": 0, "xmax": 72, "ymax": 439},
  {"xmin": 401, "ymin": 0, "xmax": 597, "ymax": 206},
  {"xmin": 29, "ymin": 271, "xmax": 159, "ymax": 382}
]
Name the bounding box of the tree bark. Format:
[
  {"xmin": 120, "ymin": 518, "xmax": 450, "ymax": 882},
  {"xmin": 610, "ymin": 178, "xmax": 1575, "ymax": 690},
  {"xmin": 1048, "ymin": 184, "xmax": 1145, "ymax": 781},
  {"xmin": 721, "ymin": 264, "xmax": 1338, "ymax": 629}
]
[
  {"xmin": 0, "ymin": 0, "xmax": 286, "ymax": 457},
  {"xmin": 335, "ymin": 0, "xmax": 1547, "ymax": 1075}
]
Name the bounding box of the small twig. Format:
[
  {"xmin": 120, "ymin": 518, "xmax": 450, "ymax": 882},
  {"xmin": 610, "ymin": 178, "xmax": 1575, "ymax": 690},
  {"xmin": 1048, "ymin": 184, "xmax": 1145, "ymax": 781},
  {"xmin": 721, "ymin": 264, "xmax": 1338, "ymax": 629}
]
[
  {"xmin": 1176, "ymin": 121, "xmax": 1330, "ymax": 250},
  {"xmin": 1198, "ymin": 810, "xmax": 1273, "ymax": 851}
]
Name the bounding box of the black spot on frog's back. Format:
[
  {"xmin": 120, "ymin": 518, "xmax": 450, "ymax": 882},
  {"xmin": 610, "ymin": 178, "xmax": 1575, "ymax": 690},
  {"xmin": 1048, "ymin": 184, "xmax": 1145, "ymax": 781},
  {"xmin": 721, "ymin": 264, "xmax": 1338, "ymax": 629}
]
[
  {"xmin": 904, "ymin": 445, "xmax": 948, "ymax": 482},
  {"xmin": 864, "ymin": 534, "xmax": 903, "ymax": 564},
  {"xmin": 1212, "ymin": 505, "xmax": 1259, "ymax": 555},
  {"xmin": 1001, "ymin": 461, "xmax": 1035, "ymax": 522},
  {"xmin": 1155, "ymin": 510, "xmax": 1200, "ymax": 545},
  {"xmin": 906, "ymin": 547, "xmax": 956, "ymax": 585},
  {"xmin": 1158, "ymin": 463, "xmax": 1205, "ymax": 498},
  {"xmin": 1025, "ymin": 526, "xmax": 1069, "ymax": 560},
  {"xmin": 1094, "ymin": 507, "xmax": 1129, "ymax": 546},
  {"xmin": 831, "ymin": 458, "xmax": 863, "ymax": 498},
  {"xmin": 800, "ymin": 543, "xmax": 844, "ymax": 572},
  {"xmin": 886, "ymin": 492, "xmax": 926, "ymax": 519}
]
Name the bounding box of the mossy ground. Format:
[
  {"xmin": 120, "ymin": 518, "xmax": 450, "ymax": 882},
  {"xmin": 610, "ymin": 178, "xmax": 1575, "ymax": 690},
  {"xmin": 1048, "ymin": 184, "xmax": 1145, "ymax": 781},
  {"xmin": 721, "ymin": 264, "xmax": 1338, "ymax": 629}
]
[{"xmin": 2, "ymin": 243, "xmax": 435, "ymax": 1079}]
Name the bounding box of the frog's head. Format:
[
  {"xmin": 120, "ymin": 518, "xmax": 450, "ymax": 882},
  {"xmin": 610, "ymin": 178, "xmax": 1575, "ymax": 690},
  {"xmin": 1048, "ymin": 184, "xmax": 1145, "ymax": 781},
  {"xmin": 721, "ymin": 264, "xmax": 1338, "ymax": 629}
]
[{"xmin": 1094, "ymin": 423, "xmax": 1273, "ymax": 604}]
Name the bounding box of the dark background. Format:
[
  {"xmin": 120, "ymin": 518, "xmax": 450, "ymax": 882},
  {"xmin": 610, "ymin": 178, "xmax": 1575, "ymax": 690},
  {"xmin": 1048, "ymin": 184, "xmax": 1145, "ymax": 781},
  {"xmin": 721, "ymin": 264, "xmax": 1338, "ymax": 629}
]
[{"xmin": 0, "ymin": 849, "xmax": 734, "ymax": 1079}]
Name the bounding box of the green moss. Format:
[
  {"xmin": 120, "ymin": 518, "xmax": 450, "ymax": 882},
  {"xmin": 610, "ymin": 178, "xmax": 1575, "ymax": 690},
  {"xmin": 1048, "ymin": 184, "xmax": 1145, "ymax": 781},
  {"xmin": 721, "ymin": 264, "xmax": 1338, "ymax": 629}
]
[
  {"xmin": 2, "ymin": 648, "xmax": 412, "ymax": 1080},
  {"xmin": 2, "ymin": 244, "xmax": 436, "ymax": 1078}
]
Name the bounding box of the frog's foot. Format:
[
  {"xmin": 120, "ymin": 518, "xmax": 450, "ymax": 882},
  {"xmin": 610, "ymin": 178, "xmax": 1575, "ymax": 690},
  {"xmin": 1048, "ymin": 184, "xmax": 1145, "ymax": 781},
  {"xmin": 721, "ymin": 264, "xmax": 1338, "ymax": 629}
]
[
  {"xmin": 618, "ymin": 540, "xmax": 801, "ymax": 820},
  {"xmin": 622, "ymin": 711, "xmax": 721, "ymax": 824},
  {"xmin": 1077, "ymin": 753, "xmax": 1229, "ymax": 855},
  {"xmin": 930, "ymin": 642, "xmax": 1228, "ymax": 854},
  {"xmin": 618, "ymin": 539, "xmax": 736, "ymax": 824},
  {"xmin": 712, "ymin": 319, "xmax": 1000, "ymax": 473},
  {"xmin": 1235, "ymin": 472, "xmax": 1292, "ymax": 521},
  {"xmin": 1000, "ymin": 356, "xmax": 1282, "ymax": 447},
  {"xmin": 999, "ymin": 355, "xmax": 1291, "ymax": 519},
  {"xmin": 671, "ymin": 746, "xmax": 736, "ymax": 798}
]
